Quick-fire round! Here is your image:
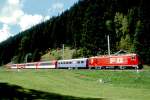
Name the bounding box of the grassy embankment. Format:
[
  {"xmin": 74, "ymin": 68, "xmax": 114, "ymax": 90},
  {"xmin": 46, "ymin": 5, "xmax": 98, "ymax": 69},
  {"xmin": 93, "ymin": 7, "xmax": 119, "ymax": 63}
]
[{"xmin": 0, "ymin": 65, "xmax": 150, "ymax": 100}]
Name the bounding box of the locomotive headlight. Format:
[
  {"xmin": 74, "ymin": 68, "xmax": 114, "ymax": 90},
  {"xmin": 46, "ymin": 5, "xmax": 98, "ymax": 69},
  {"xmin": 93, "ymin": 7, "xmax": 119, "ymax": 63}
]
[{"xmin": 91, "ymin": 59, "xmax": 94, "ymax": 64}]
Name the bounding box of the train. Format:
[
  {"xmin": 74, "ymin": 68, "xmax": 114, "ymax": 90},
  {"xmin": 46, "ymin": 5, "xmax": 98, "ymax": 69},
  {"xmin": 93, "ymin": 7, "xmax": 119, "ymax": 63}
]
[{"xmin": 9, "ymin": 53, "xmax": 143, "ymax": 70}]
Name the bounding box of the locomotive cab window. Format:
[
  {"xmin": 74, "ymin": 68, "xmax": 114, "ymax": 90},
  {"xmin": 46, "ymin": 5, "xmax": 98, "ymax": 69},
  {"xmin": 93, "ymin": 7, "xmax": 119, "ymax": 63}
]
[{"xmin": 131, "ymin": 56, "xmax": 135, "ymax": 60}]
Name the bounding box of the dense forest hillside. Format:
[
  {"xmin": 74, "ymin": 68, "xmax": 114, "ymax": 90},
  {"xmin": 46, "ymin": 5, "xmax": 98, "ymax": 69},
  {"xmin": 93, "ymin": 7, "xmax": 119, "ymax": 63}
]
[{"xmin": 0, "ymin": 0, "xmax": 150, "ymax": 65}]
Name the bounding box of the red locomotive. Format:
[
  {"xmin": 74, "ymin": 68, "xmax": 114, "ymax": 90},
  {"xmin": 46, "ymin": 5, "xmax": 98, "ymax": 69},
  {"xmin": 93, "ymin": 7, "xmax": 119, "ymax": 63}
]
[{"xmin": 88, "ymin": 53, "xmax": 143, "ymax": 69}]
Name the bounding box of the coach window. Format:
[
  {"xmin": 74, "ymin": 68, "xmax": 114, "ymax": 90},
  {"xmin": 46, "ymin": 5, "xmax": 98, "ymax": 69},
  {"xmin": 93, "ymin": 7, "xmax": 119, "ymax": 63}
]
[
  {"xmin": 27, "ymin": 64, "xmax": 34, "ymax": 66},
  {"xmin": 77, "ymin": 61, "xmax": 80, "ymax": 64},
  {"xmin": 81, "ymin": 61, "xmax": 84, "ymax": 63},
  {"xmin": 41, "ymin": 63, "xmax": 51, "ymax": 66}
]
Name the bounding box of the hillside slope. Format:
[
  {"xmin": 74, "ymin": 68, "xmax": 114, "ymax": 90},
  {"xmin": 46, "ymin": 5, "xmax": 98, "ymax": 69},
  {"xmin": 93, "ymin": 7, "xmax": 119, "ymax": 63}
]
[{"xmin": 41, "ymin": 47, "xmax": 75, "ymax": 61}]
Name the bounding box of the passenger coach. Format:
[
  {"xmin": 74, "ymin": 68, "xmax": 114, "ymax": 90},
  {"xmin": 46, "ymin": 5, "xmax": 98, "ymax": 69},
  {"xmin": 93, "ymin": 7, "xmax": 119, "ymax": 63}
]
[
  {"xmin": 57, "ymin": 58, "xmax": 88, "ymax": 69},
  {"xmin": 10, "ymin": 60, "xmax": 57, "ymax": 69}
]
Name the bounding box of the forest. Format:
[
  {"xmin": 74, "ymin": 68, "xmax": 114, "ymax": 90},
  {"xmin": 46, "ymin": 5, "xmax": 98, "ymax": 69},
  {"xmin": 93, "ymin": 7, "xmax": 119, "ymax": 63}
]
[{"xmin": 0, "ymin": 0, "xmax": 149, "ymax": 65}]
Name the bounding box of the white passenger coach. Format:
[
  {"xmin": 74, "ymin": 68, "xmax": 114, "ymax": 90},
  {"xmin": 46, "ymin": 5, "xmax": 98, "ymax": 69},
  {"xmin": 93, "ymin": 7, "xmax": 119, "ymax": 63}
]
[{"xmin": 57, "ymin": 58, "xmax": 88, "ymax": 69}]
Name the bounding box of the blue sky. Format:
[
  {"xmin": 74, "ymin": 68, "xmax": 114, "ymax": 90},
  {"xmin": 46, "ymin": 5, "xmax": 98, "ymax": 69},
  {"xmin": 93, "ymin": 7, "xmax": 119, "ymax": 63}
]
[{"xmin": 0, "ymin": 0, "xmax": 79, "ymax": 43}]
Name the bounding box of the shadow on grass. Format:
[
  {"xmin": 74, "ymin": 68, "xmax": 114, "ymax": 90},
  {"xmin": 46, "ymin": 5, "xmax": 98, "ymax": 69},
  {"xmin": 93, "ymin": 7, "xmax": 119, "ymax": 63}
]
[{"xmin": 0, "ymin": 83, "xmax": 104, "ymax": 100}]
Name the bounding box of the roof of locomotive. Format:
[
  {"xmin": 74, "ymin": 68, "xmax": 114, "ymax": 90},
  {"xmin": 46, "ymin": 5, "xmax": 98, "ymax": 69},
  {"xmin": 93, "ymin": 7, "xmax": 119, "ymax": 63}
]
[
  {"xmin": 57, "ymin": 58, "xmax": 88, "ymax": 62},
  {"xmin": 90, "ymin": 53, "xmax": 137, "ymax": 58}
]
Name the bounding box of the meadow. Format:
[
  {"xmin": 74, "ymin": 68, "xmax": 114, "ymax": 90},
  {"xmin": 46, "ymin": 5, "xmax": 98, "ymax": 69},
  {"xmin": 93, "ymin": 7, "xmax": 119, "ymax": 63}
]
[{"xmin": 0, "ymin": 66, "xmax": 150, "ymax": 100}]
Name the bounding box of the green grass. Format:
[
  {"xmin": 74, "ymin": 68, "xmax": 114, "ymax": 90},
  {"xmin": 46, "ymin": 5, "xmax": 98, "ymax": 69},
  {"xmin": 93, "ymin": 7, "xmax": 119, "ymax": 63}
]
[{"xmin": 0, "ymin": 66, "xmax": 150, "ymax": 100}]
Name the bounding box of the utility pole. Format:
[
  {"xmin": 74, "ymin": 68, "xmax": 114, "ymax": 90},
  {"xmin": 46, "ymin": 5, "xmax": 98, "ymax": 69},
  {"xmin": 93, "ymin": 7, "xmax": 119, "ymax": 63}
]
[
  {"xmin": 107, "ymin": 35, "xmax": 110, "ymax": 55},
  {"xmin": 62, "ymin": 44, "xmax": 64, "ymax": 60}
]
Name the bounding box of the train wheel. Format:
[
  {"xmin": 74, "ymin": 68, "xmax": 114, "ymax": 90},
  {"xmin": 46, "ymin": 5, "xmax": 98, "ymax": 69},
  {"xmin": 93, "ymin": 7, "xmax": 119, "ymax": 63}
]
[
  {"xmin": 88, "ymin": 67, "xmax": 92, "ymax": 69},
  {"xmin": 75, "ymin": 67, "xmax": 78, "ymax": 70},
  {"xmin": 138, "ymin": 64, "xmax": 143, "ymax": 69},
  {"xmin": 96, "ymin": 67, "xmax": 102, "ymax": 70},
  {"xmin": 68, "ymin": 67, "xmax": 71, "ymax": 70},
  {"xmin": 114, "ymin": 66, "xmax": 119, "ymax": 69},
  {"xmin": 119, "ymin": 66, "xmax": 125, "ymax": 70}
]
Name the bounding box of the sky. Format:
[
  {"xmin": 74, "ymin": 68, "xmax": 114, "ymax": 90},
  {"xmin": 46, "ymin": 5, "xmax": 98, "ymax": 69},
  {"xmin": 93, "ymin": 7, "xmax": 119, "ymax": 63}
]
[{"xmin": 0, "ymin": 0, "xmax": 79, "ymax": 43}]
